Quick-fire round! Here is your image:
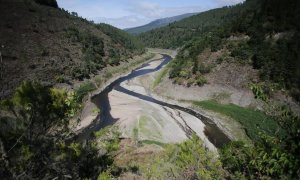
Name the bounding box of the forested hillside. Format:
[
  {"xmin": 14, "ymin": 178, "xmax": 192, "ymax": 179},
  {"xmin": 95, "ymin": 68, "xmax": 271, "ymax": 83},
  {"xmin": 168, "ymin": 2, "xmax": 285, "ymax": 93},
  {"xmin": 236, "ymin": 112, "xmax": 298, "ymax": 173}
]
[
  {"xmin": 143, "ymin": 1, "xmax": 300, "ymax": 178},
  {"xmin": 1, "ymin": 0, "xmax": 300, "ymax": 179},
  {"xmin": 0, "ymin": 0, "xmax": 144, "ymax": 99},
  {"xmin": 0, "ymin": 0, "xmax": 146, "ymax": 179},
  {"xmin": 138, "ymin": 1, "xmax": 256, "ymax": 48},
  {"xmin": 141, "ymin": 0, "xmax": 300, "ymax": 102}
]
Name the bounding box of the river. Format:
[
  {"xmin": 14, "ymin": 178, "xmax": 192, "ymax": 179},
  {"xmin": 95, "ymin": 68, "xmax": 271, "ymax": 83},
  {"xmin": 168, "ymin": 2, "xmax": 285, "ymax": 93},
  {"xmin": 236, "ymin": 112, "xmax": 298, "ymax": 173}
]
[{"xmin": 78, "ymin": 54, "xmax": 231, "ymax": 148}]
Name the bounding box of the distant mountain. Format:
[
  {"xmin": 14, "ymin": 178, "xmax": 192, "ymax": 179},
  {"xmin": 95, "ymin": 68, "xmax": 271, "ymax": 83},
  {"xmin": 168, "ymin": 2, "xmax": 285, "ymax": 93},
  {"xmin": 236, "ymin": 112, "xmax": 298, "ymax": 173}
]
[{"xmin": 125, "ymin": 13, "xmax": 197, "ymax": 35}]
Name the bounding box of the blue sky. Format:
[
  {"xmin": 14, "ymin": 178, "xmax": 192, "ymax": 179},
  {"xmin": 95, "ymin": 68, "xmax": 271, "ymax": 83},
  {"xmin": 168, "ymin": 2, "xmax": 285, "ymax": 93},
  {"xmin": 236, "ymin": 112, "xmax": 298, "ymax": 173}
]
[{"xmin": 57, "ymin": 0, "xmax": 244, "ymax": 29}]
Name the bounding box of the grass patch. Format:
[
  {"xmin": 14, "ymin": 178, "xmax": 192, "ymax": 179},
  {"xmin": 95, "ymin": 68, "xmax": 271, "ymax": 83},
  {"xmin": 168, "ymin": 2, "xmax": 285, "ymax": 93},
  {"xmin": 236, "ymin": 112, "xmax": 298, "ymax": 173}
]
[
  {"xmin": 141, "ymin": 140, "xmax": 165, "ymax": 147},
  {"xmin": 153, "ymin": 66, "xmax": 169, "ymax": 88},
  {"xmin": 92, "ymin": 107, "xmax": 100, "ymax": 115},
  {"xmin": 193, "ymin": 100, "xmax": 283, "ymax": 141},
  {"xmin": 138, "ymin": 115, "xmax": 161, "ymax": 140}
]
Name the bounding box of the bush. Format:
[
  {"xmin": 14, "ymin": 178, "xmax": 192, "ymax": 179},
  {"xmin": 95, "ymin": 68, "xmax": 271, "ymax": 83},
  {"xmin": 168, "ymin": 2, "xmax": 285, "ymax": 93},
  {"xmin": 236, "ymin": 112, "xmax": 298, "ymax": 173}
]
[
  {"xmin": 55, "ymin": 75, "xmax": 65, "ymax": 83},
  {"xmin": 94, "ymin": 76, "xmax": 103, "ymax": 87},
  {"xmin": 103, "ymin": 72, "xmax": 113, "ymax": 80},
  {"xmin": 71, "ymin": 65, "xmax": 88, "ymax": 80},
  {"xmin": 186, "ymin": 78, "xmax": 195, "ymax": 87},
  {"xmin": 249, "ymin": 82, "xmax": 269, "ymax": 102},
  {"xmin": 198, "ymin": 63, "xmax": 212, "ymax": 74},
  {"xmin": 216, "ymin": 57, "xmax": 223, "ymax": 64},
  {"xmin": 230, "ymin": 41, "xmax": 252, "ymax": 63},
  {"xmin": 75, "ymin": 81, "xmax": 96, "ymax": 102},
  {"xmin": 98, "ymin": 171, "xmax": 113, "ymax": 180},
  {"xmin": 179, "ymin": 70, "xmax": 190, "ymax": 78},
  {"xmin": 195, "ymin": 75, "xmax": 207, "ymax": 86},
  {"xmin": 290, "ymin": 88, "xmax": 300, "ymax": 102}
]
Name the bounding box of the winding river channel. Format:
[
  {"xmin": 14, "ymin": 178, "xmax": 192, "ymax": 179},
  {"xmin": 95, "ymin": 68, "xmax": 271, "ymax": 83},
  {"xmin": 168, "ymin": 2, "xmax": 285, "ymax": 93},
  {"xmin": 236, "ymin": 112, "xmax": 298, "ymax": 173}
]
[{"xmin": 78, "ymin": 54, "xmax": 231, "ymax": 148}]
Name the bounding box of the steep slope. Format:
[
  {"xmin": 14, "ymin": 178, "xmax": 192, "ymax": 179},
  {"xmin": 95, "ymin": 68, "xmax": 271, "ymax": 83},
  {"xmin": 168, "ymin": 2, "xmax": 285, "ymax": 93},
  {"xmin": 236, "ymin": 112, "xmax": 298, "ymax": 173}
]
[
  {"xmin": 0, "ymin": 0, "xmax": 144, "ymax": 99},
  {"xmin": 142, "ymin": 0, "xmax": 300, "ymax": 102},
  {"xmin": 138, "ymin": 2, "xmax": 254, "ymax": 48},
  {"xmin": 125, "ymin": 13, "xmax": 197, "ymax": 35}
]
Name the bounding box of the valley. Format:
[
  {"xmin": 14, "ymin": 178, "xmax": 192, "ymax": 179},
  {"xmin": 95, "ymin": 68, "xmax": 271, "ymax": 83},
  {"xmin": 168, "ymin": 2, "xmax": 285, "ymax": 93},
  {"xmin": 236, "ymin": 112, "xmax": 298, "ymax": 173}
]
[{"xmin": 0, "ymin": 0, "xmax": 299, "ymax": 179}]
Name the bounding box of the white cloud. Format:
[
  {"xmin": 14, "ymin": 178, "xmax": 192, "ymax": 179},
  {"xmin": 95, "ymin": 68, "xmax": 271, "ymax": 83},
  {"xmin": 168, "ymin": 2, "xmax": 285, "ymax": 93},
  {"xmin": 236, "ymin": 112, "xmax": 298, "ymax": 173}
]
[
  {"xmin": 127, "ymin": 1, "xmax": 163, "ymax": 18},
  {"xmin": 95, "ymin": 16, "xmax": 149, "ymax": 29},
  {"xmin": 58, "ymin": 0, "xmax": 246, "ymax": 29},
  {"xmin": 92, "ymin": 0, "xmax": 208, "ymax": 28},
  {"xmin": 127, "ymin": 0, "xmax": 205, "ymax": 19},
  {"xmin": 214, "ymin": 0, "xmax": 245, "ymax": 6}
]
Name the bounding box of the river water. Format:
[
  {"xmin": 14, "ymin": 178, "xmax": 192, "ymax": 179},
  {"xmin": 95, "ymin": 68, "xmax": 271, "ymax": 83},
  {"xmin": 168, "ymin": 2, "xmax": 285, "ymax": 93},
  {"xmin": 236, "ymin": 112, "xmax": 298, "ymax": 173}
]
[{"xmin": 79, "ymin": 54, "xmax": 231, "ymax": 148}]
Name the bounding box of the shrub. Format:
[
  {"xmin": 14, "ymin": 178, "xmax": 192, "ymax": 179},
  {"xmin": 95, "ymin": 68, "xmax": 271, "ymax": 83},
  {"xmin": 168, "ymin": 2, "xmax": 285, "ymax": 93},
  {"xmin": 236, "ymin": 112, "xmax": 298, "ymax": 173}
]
[
  {"xmin": 186, "ymin": 78, "xmax": 195, "ymax": 87},
  {"xmin": 230, "ymin": 41, "xmax": 252, "ymax": 63},
  {"xmin": 290, "ymin": 88, "xmax": 300, "ymax": 102},
  {"xmin": 55, "ymin": 75, "xmax": 65, "ymax": 83},
  {"xmin": 94, "ymin": 76, "xmax": 103, "ymax": 87},
  {"xmin": 71, "ymin": 65, "xmax": 87, "ymax": 80},
  {"xmin": 249, "ymin": 82, "xmax": 269, "ymax": 102},
  {"xmin": 103, "ymin": 72, "xmax": 113, "ymax": 80},
  {"xmin": 216, "ymin": 57, "xmax": 223, "ymax": 64},
  {"xmin": 75, "ymin": 81, "xmax": 96, "ymax": 102},
  {"xmin": 195, "ymin": 75, "xmax": 207, "ymax": 86},
  {"xmin": 179, "ymin": 70, "xmax": 190, "ymax": 78},
  {"xmin": 98, "ymin": 171, "xmax": 113, "ymax": 180},
  {"xmin": 198, "ymin": 63, "xmax": 212, "ymax": 74}
]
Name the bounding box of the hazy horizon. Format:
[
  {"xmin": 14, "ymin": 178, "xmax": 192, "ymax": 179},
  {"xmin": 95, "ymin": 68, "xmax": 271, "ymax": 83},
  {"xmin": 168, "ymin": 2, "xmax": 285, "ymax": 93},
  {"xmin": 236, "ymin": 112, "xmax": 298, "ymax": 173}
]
[{"xmin": 57, "ymin": 0, "xmax": 244, "ymax": 29}]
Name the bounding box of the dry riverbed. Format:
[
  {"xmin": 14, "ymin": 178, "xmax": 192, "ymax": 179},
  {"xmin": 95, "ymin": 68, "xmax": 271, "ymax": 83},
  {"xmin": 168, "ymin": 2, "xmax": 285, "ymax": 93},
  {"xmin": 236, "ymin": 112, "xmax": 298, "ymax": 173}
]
[
  {"xmin": 75, "ymin": 52, "xmax": 251, "ymax": 154},
  {"xmin": 74, "ymin": 53, "xmax": 161, "ymax": 132},
  {"xmin": 130, "ymin": 58, "xmax": 254, "ymax": 142},
  {"xmin": 106, "ymin": 59, "xmax": 217, "ymax": 151}
]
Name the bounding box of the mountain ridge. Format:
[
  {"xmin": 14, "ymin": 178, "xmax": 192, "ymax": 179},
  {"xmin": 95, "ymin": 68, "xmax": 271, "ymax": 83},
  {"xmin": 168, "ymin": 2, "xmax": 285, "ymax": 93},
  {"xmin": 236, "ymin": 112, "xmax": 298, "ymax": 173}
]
[{"xmin": 125, "ymin": 13, "xmax": 197, "ymax": 35}]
